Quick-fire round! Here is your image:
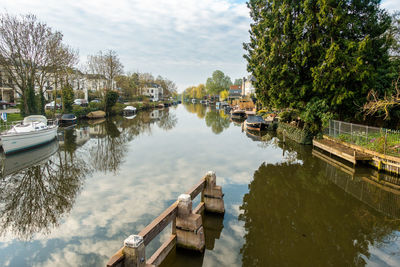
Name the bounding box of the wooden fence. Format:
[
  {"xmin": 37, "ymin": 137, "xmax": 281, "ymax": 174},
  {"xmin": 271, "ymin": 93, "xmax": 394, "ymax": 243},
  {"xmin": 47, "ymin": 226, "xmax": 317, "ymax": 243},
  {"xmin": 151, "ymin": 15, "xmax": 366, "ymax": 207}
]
[{"xmin": 106, "ymin": 171, "xmax": 224, "ymax": 267}]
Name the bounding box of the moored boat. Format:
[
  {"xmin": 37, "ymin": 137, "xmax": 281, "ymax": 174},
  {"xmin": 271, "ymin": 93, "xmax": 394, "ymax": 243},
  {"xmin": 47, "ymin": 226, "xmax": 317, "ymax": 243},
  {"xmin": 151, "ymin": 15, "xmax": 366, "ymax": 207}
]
[
  {"xmin": 0, "ymin": 115, "xmax": 58, "ymax": 154},
  {"xmin": 87, "ymin": 110, "xmax": 106, "ymax": 119},
  {"xmin": 245, "ymin": 115, "xmax": 268, "ymax": 131},
  {"xmin": 123, "ymin": 106, "xmax": 137, "ymax": 116},
  {"xmin": 231, "ymin": 109, "xmax": 247, "ymax": 120},
  {"xmin": 60, "ymin": 114, "xmax": 77, "ymax": 125}
]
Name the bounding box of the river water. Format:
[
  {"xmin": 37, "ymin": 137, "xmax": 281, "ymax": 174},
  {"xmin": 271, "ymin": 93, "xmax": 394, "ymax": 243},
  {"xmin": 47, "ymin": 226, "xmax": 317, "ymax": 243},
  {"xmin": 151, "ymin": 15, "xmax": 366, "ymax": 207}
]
[{"xmin": 1, "ymin": 104, "xmax": 400, "ymax": 267}]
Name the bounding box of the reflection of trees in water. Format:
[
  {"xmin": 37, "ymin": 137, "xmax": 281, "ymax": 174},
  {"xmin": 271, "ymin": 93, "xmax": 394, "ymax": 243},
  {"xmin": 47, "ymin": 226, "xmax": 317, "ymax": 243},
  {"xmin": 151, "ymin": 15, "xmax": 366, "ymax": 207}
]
[
  {"xmin": 183, "ymin": 103, "xmax": 206, "ymax": 119},
  {"xmin": 205, "ymin": 109, "xmax": 230, "ymax": 134},
  {"xmin": 239, "ymin": 150, "xmax": 399, "ymax": 266},
  {"xmin": 0, "ymin": 144, "xmax": 88, "ymax": 240},
  {"xmin": 89, "ymin": 119, "xmax": 127, "ymax": 174},
  {"xmin": 157, "ymin": 111, "xmax": 177, "ymax": 131},
  {"xmin": 88, "ymin": 110, "xmax": 178, "ymax": 173}
]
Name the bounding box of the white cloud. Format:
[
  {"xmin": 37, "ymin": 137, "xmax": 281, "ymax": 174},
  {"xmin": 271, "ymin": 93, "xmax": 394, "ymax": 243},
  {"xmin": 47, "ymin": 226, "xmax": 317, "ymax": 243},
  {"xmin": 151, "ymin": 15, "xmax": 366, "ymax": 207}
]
[
  {"xmin": 1, "ymin": 0, "xmax": 251, "ymax": 92},
  {"xmin": 382, "ymin": 0, "xmax": 400, "ymax": 13}
]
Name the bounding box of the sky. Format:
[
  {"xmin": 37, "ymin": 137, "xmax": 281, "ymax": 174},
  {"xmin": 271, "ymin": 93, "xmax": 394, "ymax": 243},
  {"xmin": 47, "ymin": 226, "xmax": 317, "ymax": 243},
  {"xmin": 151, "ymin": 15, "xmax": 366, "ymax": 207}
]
[{"xmin": 1, "ymin": 0, "xmax": 399, "ymax": 92}]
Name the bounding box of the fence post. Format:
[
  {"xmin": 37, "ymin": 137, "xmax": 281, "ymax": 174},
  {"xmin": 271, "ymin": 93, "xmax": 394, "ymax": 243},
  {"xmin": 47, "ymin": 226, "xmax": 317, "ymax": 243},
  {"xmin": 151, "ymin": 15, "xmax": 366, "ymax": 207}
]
[
  {"xmin": 350, "ymin": 123, "xmax": 353, "ymax": 143},
  {"xmin": 203, "ymin": 171, "xmax": 225, "ymax": 214},
  {"xmin": 175, "ymin": 194, "xmax": 205, "ymax": 251},
  {"xmin": 123, "ymin": 235, "xmax": 146, "ymax": 267},
  {"xmin": 384, "ymin": 129, "xmax": 388, "ymax": 155}
]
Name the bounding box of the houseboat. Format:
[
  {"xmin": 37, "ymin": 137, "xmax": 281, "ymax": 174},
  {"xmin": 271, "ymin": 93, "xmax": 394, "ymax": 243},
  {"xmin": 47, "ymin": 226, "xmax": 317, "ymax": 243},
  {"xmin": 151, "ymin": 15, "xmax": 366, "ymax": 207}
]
[{"xmin": 245, "ymin": 115, "xmax": 268, "ymax": 131}]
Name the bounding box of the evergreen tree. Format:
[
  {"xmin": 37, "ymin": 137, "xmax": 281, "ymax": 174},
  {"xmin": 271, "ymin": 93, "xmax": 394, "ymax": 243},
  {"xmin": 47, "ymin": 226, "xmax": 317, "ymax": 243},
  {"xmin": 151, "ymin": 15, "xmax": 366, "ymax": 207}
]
[{"xmin": 244, "ymin": 0, "xmax": 394, "ymax": 121}]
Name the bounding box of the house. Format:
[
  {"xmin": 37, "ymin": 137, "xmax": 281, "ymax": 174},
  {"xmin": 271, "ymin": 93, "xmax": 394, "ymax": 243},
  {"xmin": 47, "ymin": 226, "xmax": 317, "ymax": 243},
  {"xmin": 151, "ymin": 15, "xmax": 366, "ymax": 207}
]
[
  {"xmin": 0, "ymin": 69, "xmax": 18, "ymax": 103},
  {"xmin": 143, "ymin": 83, "xmax": 163, "ymax": 102},
  {"xmin": 242, "ymin": 76, "xmax": 256, "ymax": 96},
  {"xmin": 229, "ymin": 85, "xmax": 242, "ymax": 100}
]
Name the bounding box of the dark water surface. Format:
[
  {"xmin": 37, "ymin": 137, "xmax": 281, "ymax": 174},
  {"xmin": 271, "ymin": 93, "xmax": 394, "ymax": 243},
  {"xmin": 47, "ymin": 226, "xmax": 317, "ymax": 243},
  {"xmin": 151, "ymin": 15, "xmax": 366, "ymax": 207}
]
[{"xmin": 1, "ymin": 104, "xmax": 400, "ymax": 267}]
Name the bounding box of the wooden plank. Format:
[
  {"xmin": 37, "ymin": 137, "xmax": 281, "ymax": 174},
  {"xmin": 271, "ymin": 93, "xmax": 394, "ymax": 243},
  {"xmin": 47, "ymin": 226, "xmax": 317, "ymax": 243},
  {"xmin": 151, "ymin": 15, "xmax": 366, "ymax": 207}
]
[
  {"xmin": 323, "ymin": 135, "xmax": 398, "ymax": 162},
  {"xmin": 106, "ymin": 247, "xmax": 124, "ymax": 267},
  {"xmin": 139, "ymin": 202, "xmax": 178, "ymax": 246},
  {"xmin": 313, "ymin": 139, "xmax": 357, "ymax": 164},
  {"xmin": 186, "ymin": 178, "xmax": 206, "ymax": 200},
  {"xmin": 147, "ymin": 235, "xmax": 177, "ymax": 266},
  {"xmin": 193, "ymin": 202, "xmax": 205, "ymax": 214}
]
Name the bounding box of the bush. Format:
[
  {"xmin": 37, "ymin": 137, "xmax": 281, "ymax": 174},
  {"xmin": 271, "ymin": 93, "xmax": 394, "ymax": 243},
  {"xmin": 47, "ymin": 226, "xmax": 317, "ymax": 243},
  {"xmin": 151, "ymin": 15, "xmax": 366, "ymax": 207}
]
[
  {"xmin": 111, "ymin": 103, "xmax": 126, "ymax": 115},
  {"xmin": 72, "ymin": 105, "xmax": 91, "ymax": 118},
  {"xmin": 88, "ymin": 101, "xmax": 104, "ymax": 110},
  {"xmin": 105, "ymin": 91, "xmax": 119, "ymax": 114},
  {"xmin": 280, "ymin": 110, "xmax": 299, "ymax": 123}
]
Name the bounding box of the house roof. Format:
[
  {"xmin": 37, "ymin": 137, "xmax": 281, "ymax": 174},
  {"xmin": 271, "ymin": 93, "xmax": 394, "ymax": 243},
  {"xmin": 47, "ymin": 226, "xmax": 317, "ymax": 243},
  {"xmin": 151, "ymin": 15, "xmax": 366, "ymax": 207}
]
[{"xmin": 230, "ymin": 85, "xmax": 241, "ymax": 90}]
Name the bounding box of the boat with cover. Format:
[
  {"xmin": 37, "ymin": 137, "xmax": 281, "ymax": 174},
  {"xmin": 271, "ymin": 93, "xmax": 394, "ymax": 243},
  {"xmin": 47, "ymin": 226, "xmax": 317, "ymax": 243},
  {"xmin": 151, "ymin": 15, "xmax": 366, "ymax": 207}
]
[
  {"xmin": 60, "ymin": 114, "xmax": 77, "ymax": 125},
  {"xmin": 123, "ymin": 106, "xmax": 137, "ymax": 116},
  {"xmin": 245, "ymin": 115, "xmax": 268, "ymax": 131},
  {"xmin": 0, "ymin": 115, "xmax": 58, "ymax": 154}
]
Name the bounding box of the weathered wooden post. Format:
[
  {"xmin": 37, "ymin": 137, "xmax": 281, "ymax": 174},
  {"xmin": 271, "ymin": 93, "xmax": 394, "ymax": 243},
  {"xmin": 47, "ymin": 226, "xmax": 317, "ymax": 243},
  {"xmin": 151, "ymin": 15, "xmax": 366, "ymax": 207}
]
[
  {"xmin": 123, "ymin": 235, "xmax": 145, "ymax": 267},
  {"xmin": 175, "ymin": 194, "xmax": 205, "ymax": 251},
  {"xmin": 203, "ymin": 171, "xmax": 225, "ymax": 214}
]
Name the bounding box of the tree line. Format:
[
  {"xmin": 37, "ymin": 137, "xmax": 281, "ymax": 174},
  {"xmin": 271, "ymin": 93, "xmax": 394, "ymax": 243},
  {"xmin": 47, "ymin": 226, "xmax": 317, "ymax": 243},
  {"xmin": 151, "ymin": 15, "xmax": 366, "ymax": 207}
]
[
  {"xmin": 0, "ymin": 13, "xmax": 177, "ymax": 116},
  {"xmin": 244, "ymin": 0, "xmax": 400, "ymax": 131},
  {"xmin": 182, "ymin": 70, "xmax": 242, "ymax": 100}
]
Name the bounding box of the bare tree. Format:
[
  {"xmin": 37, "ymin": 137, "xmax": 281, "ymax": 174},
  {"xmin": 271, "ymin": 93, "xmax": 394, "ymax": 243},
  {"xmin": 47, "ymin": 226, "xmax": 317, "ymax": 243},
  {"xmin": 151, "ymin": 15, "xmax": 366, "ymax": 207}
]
[
  {"xmin": 87, "ymin": 50, "xmax": 124, "ymax": 94},
  {"xmin": 363, "ymin": 72, "xmax": 400, "ymax": 119},
  {"xmin": 0, "ymin": 13, "xmax": 78, "ymax": 115}
]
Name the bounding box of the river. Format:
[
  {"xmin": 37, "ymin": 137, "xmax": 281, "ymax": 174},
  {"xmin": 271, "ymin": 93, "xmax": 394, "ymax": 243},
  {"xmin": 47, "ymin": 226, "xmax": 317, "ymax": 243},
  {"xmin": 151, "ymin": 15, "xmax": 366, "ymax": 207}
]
[{"xmin": 0, "ymin": 104, "xmax": 400, "ymax": 266}]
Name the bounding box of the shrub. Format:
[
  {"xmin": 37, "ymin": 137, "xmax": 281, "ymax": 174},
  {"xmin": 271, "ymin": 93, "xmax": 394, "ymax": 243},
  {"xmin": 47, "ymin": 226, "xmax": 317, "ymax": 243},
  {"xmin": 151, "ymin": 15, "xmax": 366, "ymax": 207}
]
[
  {"xmin": 280, "ymin": 110, "xmax": 299, "ymax": 123},
  {"xmin": 88, "ymin": 101, "xmax": 104, "ymax": 110},
  {"xmin": 72, "ymin": 105, "xmax": 91, "ymax": 118},
  {"xmin": 111, "ymin": 103, "xmax": 126, "ymax": 115},
  {"xmin": 105, "ymin": 91, "xmax": 119, "ymax": 114}
]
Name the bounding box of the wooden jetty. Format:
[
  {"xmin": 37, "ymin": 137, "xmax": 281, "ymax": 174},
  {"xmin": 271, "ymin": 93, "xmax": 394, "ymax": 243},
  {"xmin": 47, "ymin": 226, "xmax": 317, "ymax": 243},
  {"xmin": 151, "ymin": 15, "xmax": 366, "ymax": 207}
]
[
  {"xmin": 313, "ymin": 137, "xmax": 372, "ymax": 165},
  {"xmin": 106, "ymin": 171, "xmax": 224, "ymax": 267}
]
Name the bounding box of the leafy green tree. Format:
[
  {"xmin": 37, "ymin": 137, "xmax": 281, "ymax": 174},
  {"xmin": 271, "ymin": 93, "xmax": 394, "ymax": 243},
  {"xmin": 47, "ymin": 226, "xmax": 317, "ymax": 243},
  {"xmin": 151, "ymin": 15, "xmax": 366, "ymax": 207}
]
[
  {"xmin": 219, "ymin": 90, "xmax": 229, "ymax": 101},
  {"xmin": 195, "ymin": 84, "xmax": 206, "ymax": 99},
  {"xmin": 244, "ymin": 0, "xmax": 395, "ymax": 124},
  {"xmin": 205, "ymin": 70, "xmax": 232, "ymax": 95},
  {"xmin": 62, "ymin": 83, "xmax": 74, "ymax": 113},
  {"xmin": 234, "ymin": 78, "xmax": 242, "ymax": 86}
]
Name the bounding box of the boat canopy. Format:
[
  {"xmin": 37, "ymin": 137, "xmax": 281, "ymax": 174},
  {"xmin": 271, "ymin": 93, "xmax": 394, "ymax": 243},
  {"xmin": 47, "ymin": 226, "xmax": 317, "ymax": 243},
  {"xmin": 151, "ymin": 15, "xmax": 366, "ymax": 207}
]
[
  {"xmin": 61, "ymin": 114, "xmax": 76, "ymax": 119},
  {"xmin": 246, "ymin": 115, "xmax": 265, "ymax": 123},
  {"xmin": 23, "ymin": 115, "xmax": 47, "ymax": 124},
  {"xmin": 124, "ymin": 106, "xmax": 137, "ymax": 111}
]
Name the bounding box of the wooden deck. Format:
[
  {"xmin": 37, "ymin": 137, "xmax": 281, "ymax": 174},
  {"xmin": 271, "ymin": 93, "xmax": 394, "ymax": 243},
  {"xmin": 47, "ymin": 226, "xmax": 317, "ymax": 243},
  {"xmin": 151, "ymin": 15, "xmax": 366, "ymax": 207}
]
[{"xmin": 313, "ymin": 138, "xmax": 372, "ymax": 164}]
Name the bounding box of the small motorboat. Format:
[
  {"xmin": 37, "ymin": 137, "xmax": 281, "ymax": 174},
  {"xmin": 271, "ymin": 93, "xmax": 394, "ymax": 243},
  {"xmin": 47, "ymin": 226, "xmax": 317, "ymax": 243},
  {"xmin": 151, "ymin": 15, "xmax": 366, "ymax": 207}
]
[
  {"xmin": 123, "ymin": 106, "xmax": 137, "ymax": 116},
  {"xmin": 0, "ymin": 115, "xmax": 58, "ymax": 154},
  {"xmin": 245, "ymin": 115, "xmax": 268, "ymax": 131},
  {"xmin": 60, "ymin": 114, "xmax": 77, "ymax": 125}
]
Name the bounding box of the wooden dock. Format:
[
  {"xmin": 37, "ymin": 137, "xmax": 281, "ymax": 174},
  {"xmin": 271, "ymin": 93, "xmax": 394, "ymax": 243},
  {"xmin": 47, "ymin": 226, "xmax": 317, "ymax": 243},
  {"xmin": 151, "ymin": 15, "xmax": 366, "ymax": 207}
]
[
  {"xmin": 106, "ymin": 171, "xmax": 224, "ymax": 267},
  {"xmin": 313, "ymin": 138, "xmax": 372, "ymax": 164}
]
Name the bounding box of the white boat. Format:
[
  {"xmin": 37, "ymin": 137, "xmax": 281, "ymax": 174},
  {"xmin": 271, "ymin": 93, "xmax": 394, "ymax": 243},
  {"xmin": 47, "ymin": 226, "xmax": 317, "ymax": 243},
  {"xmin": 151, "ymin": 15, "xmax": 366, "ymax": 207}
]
[
  {"xmin": 123, "ymin": 106, "xmax": 137, "ymax": 116},
  {"xmin": 0, "ymin": 115, "xmax": 58, "ymax": 154}
]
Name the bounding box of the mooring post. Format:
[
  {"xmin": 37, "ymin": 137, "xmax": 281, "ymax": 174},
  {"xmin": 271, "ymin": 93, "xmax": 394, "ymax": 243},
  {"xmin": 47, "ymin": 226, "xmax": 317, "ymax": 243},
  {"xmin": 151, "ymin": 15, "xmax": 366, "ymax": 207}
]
[
  {"xmin": 175, "ymin": 194, "xmax": 205, "ymax": 251},
  {"xmin": 203, "ymin": 171, "xmax": 225, "ymax": 214},
  {"xmin": 123, "ymin": 235, "xmax": 145, "ymax": 267}
]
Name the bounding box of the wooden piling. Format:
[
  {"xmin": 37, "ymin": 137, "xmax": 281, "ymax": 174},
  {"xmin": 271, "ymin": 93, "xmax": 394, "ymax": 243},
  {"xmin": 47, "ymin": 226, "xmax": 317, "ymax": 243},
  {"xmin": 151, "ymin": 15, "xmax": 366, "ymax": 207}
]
[
  {"xmin": 203, "ymin": 171, "xmax": 225, "ymax": 214},
  {"xmin": 106, "ymin": 171, "xmax": 225, "ymax": 267}
]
